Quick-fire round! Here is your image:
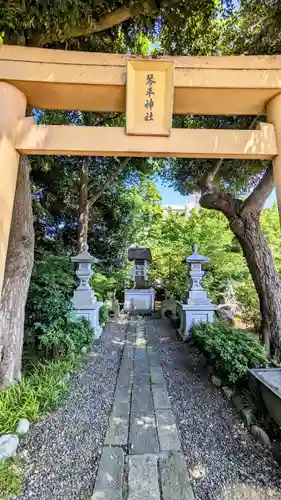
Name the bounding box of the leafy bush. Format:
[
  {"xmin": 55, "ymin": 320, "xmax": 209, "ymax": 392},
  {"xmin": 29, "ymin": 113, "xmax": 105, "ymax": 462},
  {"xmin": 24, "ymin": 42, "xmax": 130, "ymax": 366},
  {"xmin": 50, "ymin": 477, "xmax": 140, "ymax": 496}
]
[
  {"xmin": 24, "ymin": 252, "xmax": 94, "ymax": 363},
  {"xmin": 25, "ymin": 252, "xmax": 75, "ymax": 331},
  {"xmin": 39, "ymin": 316, "xmax": 94, "ymax": 359},
  {"xmin": 99, "ymin": 304, "xmax": 109, "ymax": 326},
  {"xmin": 191, "ymin": 321, "xmax": 269, "ymax": 384},
  {"xmin": 235, "ymin": 278, "xmax": 260, "ymax": 329}
]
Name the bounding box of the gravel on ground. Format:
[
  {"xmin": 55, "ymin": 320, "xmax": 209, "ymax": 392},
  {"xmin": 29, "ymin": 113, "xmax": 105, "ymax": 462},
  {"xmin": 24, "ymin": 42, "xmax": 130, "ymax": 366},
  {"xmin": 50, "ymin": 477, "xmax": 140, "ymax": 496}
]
[
  {"xmin": 147, "ymin": 318, "xmax": 281, "ymax": 500},
  {"xmin": 17, "ymin": 318, "xmax": 127, "ymax": 500}
]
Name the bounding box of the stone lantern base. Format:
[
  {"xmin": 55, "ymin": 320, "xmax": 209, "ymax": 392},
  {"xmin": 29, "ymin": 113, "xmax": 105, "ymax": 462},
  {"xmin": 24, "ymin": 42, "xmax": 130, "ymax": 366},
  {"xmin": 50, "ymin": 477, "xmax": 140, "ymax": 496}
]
[
  {"xmin": 72, "ymin": 301, "xmax": 103, "ymax": 338},
  {"xmin": 178, "ymin": 303, "xmax": 216, "ymax": 341},
  {"xmin": 124, "ymin": 288, "xmax": 155, "ymax": 314}
]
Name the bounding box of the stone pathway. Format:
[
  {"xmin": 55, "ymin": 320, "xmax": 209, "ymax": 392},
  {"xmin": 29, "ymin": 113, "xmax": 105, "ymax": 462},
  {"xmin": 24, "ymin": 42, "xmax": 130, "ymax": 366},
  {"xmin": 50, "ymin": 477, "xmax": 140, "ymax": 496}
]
[
  {"xmin": 148, "ymin": 318, "xmax": 281, "ymax": 500},
  {"xmin": 91, "ymin": 316, "xmax": 194, "ymax": 500}
]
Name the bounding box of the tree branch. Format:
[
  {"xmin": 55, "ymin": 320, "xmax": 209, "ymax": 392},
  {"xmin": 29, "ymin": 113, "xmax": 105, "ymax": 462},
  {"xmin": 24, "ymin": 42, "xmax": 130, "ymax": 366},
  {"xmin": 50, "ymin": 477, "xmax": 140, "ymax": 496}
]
[
  {"xmin": 200, "ymin": 192, "xmax": 242, "ymax": 219},
  {"xmin": 199, "ymin": 159, "xmax": 223, "ymax": 194},
  {"xmin": 29, "ymin": 6, "xmax": 134, "ymax": 46},
  {"xmin": 89, "ymin": 157, "xmax": 131, "ymax": 208},
  {"xmin": 242, "ymin": 164, "xmax": 274, "ymax": 216}
]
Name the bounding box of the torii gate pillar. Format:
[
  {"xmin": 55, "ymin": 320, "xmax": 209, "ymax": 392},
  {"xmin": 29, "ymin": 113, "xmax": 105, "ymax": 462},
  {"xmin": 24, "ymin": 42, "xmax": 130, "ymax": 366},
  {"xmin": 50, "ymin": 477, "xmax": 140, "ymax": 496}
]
[
  {"xmin": 267, "ymin": 94, "xmax": 281, "ymax": 226},
  {"xmin": 0, "ymin": 83, "xmax": 27, "ymax": 296}
]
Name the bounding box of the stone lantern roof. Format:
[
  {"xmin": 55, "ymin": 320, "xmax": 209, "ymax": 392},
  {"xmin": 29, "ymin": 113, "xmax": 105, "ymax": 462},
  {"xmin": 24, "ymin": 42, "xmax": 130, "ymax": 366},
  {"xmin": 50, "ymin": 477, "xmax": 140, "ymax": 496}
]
[
  {"xmin": 71, "ymin": 243, "xmax": 99, "ymax": 264},
  {"xmin": 183, "ymin": 244, "xmax": 209, "ymax": 264}
]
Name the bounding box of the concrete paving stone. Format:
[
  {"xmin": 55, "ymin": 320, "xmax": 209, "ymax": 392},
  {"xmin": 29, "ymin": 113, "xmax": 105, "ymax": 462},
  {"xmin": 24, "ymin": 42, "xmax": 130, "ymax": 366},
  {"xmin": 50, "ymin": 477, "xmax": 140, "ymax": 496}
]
[
  {"xmin": 114, "ymin": 386, "xmax": 131, "ymax": 404},
  {"xmin": 131, "ymin": 387, "xmax": 153, "ymax": 413},
  {"xmin": 152, "ymin": 386, "xmax": 171, "ymax": 410},
  {"xmin": 133, "ymin": 372, "xmax": 150, "ymax": 387},
  {"xmin": 111, "ymin": 400, "xmax": 130, "ymax": 418},
  {"xmin": 105, "ymin": 414, "xmax": 129, "ymax": 446},
  {"xmin": 123, "ymin": 346, "xmax": 134, "ymax": 359},
  {"xmin": 134, "ymin": 360, "xmax": 150, "ymax": 374},
  {"xmin": 159, "ymin": 452, "xmax": 195, "ymax": 500},
  {"xmin": 150, "ymin": 365, "xmax": 166, "ymax": 386},
  {"xmin": 116, "ymin": 372, "xmax": 132, "ymax": 389},
  {"xmin": 129, "ymin": 413, "xmax": 159, "ymax": 454},
  {"xmin": 134, "ymin": 347, "xmax": 147, "ymax": 362},
  {"xmin": 128, "ymin": 454, "xmax": 160, "ymax": 500},
  {"xmin": 155, "ymin": 410, "xmax": 181, "ymax": 451},
  {"xmin": 91, "ymin": 446, "xmax": 125, "ymax": 500}
]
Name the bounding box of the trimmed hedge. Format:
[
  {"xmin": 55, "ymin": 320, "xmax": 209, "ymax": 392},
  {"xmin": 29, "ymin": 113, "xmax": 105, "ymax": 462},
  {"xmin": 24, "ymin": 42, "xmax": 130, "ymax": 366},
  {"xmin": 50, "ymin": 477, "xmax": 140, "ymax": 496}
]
[{"xmin": 190, "ymin": 321, "xmax": 269, "ymax": 384}]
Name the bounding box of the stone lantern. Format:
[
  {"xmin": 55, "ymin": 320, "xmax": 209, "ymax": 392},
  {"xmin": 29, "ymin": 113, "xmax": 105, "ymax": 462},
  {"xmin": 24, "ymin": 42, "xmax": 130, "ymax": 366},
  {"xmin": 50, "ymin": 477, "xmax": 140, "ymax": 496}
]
[
  {"xmin": 71, "ymin": 244, "xmax": 103, "ymax": 337},
  {"xmin": 179, "ymin": 244, "xmax": 216, "ymax": 340}
]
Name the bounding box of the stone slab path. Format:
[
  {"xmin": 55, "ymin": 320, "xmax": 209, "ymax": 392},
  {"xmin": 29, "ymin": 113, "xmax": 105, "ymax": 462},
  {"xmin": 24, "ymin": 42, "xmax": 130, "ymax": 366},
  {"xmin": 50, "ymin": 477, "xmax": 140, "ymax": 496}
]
[{"xmin": 91, "ymin": 316, "xmax": 194, "ymax": 500}]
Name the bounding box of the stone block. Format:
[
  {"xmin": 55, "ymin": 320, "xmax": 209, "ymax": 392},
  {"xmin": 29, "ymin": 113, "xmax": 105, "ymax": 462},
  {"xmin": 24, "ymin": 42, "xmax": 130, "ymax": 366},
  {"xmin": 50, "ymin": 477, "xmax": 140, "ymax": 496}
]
[
  {"xmin": 105, "ymin": 414, "xmax": 129, "ymax": 446},
  {"xmin": 250, "ymin": 425, "xmax": 271, "ymax": 447},
  {"xmin": 114, "ymin": 386, "xmax": 131, "ymax": 405},
  {"xmin": 159, "ymin": 452, "xmax": 195, "ymax": 500},
  {"xmin": 131, "ymin": 387, "xmax": 153, "ymax": 413},
  {"xmin": 133, "ymin": 372, "xmax": 150, "ymax": 387},
  {"xmin": 91, "ymin": 447, "xmax": 124, "ymax": 500},
  {"xmin": 128, "ymin": 454, "xmax": 160, "ymax": 500},
  {"xmin": 155, "ymin": 410, "xmax": 181, "ymax": 451},
  {"xmin": 222, "ymin": 386, "xmax": 234, "ymax": 400},
  {"xmin": 0, "ymin": 434, "xmax": 19, "ymax": 461},
  {"xmin": 152, "ymin": 387, "xmax": 171, "ymax": 410},
  {"xmin": 16, "ymin": 418, "xmax": 30, "ymax": 436},
  {"xmin": 150, "ymin": 366, "xmax": 165, "ymax": 386},
  {"xmin": 211, "ymin": 375, "xmax": 222, "ymax": 388},
  {"xmin": 129, "ymin": 414, "xmax": 159, "ymax": 454}
]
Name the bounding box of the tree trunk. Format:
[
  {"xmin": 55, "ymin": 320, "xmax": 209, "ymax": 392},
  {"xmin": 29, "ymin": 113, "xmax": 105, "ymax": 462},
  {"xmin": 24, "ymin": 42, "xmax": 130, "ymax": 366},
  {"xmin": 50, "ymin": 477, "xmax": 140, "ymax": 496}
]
[
  {"xmin": 228, "ymin": 210, "xmax": 281, "ymax": 358},
  {"xmin": 0, "ymin": 156, "xmax": 34, "ymax": 387},
  {"xmin": 77, "ymin": 163, "xmax": 89, "ymax": 252}
]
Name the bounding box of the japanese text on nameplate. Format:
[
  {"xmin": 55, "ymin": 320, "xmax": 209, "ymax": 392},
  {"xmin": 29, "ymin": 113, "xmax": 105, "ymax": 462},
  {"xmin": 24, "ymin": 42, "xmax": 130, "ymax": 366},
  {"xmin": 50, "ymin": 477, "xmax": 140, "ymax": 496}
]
[{"xmin": 144, "ymin": 73, "xmax": 156, "ymax": 121}]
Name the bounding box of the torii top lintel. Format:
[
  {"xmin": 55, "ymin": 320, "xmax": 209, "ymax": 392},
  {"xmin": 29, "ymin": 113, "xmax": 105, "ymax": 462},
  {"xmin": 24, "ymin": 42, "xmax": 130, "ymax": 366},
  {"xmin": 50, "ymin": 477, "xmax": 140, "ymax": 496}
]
[{"xmin": 1, "ymin": 45, "xmax": 281, "ymax": 116}]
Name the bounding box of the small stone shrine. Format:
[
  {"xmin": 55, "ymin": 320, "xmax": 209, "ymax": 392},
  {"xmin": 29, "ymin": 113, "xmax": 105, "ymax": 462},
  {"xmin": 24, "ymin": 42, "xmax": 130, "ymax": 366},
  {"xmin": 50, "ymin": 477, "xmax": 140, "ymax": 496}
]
[
  {"xmin": 124, "ymin": 245, "xmax": 155, "ymax": 313},
  {"xmin": 179, "ymin": 244, "xmax": 216, "ymax": 340},
  {"xmin": 71, "ymin": 244, "xmax": 103, "ymax": 337}
]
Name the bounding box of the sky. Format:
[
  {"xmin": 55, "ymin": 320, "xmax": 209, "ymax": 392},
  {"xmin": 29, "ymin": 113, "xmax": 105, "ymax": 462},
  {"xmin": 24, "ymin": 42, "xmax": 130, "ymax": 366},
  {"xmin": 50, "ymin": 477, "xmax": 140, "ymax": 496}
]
[{"xmin": 156, "ymin": 180, "xmax": 277, "ymax": 209}]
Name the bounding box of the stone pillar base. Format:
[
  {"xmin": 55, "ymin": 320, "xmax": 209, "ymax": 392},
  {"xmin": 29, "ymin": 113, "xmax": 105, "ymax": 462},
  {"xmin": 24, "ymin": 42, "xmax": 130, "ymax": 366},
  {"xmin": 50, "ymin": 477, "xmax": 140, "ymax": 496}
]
[
  {"xmin": 124, "ymin": 288, "xmax": 155, "ymax": 313},
  {"xmin": 178, "ymin": 304, "xmax": 216, "ymax": 341},
  {"xmin": 72, "ymin": 301, "xmax": 103, "ymax": 338}
]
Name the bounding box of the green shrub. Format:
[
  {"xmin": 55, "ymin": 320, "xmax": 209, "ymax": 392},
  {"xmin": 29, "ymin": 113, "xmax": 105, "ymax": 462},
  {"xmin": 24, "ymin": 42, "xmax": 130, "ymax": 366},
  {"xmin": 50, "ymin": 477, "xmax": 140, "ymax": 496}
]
[
  {"xmin": 99, "ymin": 304, "xmax": 109, "ymax": 326},
  {"xmin": 235, "ymin": 278, "xmax": 260, "ymax": 328},
  {"xmin": 24, "ymin": 252, "xmax": 94, "ymax": 363},
  {"xmin": 24, "ymin": 252, "xmax": 77, "ymax": 362},
  {"xmin": 191, "ymin": 321, "xmax": 269, "ymax": 384},
  {"xmin": 39, "ymin": 316, "xmax": 94, "ymax": 359}
]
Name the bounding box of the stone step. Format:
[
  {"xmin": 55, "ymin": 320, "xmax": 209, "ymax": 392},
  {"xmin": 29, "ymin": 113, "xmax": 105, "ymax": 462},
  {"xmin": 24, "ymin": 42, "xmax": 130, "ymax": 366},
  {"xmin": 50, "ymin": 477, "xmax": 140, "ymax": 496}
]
[
  {"xmin": 105, "ymin": 414, "xmax": 129, "ymax": 446},
  {"xmin": 91, "ymin": 446, "xmax": 125, "ymax": 500},
  {"xmin": 128, "ymin": 454, "xmax": 160, "ymax": 500},
  {"xmin": 159, "ymin": 452, "xmax": 195, "ymax": 500},
  {"xmin": 129, "ymin": 413, "xmax": 159, "ymax": 454},
  {"xmin": 155, "ymin": 410, "xmax": 181, "ymax": 451}
]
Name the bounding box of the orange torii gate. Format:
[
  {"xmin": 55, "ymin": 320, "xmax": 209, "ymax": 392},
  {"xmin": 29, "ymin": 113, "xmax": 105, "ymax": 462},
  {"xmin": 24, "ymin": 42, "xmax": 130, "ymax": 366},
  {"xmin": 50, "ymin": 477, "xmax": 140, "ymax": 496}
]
[{"xmin": 1, "ymin": 45, "xmax": 281, "ymax": 295}]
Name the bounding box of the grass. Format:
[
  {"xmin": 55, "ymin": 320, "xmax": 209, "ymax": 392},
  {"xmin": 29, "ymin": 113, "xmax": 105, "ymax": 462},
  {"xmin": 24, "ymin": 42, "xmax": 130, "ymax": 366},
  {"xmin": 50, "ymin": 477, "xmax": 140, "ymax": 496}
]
[
  {"xmin": 0, "ymin": 354, "xmax": 84, "ymax": 499},
  {"xmin": 0, "ymin": 357, "xmax": 80, "ymax": 434},
  {"xmin": 0, "ymin": 458, "xmax": 22, "ymax": 499}
]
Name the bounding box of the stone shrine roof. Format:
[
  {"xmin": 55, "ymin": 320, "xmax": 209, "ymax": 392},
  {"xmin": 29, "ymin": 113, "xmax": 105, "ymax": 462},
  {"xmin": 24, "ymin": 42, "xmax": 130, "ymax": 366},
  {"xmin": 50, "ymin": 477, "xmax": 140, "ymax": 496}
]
[{"xmin": 128, "ymin": 247, "xmax": 152, "ymax": 261}]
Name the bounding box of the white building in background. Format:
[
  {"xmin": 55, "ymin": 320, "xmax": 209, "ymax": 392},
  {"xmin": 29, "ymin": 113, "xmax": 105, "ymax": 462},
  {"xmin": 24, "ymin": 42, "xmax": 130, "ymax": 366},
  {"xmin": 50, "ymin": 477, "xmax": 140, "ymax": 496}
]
[{"xmin": 163, "ymin": 192, "xmax": 201, "ymax": 217}]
